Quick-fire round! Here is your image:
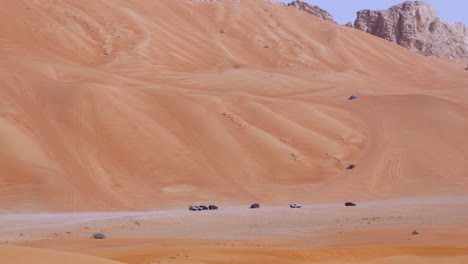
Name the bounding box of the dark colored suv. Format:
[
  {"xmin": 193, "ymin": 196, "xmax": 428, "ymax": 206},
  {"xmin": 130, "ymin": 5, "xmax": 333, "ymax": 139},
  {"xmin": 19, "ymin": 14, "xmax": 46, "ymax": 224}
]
[
  {"xmin": 345, "ymin": 202, "xmax": 356, "ymax": 206},
  {"xmin": 250, "ymin": 203, "xmax": 260, "ymax": 209},
  {"xmin": 199, "ymin": 205, "xmax": 208, "ymax": 210},
  {"xmin": 208, "ymin": 205, "xmax": 218, "ymax": 210}
]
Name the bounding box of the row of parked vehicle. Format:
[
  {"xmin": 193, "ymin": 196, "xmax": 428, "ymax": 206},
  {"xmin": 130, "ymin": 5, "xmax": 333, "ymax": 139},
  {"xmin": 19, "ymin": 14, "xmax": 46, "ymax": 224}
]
[
  {"xmin": 189, "ymin": 202, "xmax": 356, "ymax": 211},
  {"xmin": 250, "ymin": 203, "xmax": 356, "ymax": 208},
  {"xmin": 189, "ymin": 205, "xmax": 218, "ymax": 211},
  {"xmin": 250, "ymin": 203, "xmax": 302, "ymax": 209}
]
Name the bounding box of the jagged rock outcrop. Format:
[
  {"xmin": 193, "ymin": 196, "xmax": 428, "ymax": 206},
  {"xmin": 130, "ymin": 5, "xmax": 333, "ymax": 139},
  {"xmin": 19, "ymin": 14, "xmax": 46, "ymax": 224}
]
[
  {"xmin": 287, "ymin": 0, "xmax": 335, "ymax": 23},
  {"xmin": 345, "ymin": 22, "xmax": 353, "ymax": 28},
  {"xmin": 354, "ymin": 1, "xmax": 468, "ymax": 62}
]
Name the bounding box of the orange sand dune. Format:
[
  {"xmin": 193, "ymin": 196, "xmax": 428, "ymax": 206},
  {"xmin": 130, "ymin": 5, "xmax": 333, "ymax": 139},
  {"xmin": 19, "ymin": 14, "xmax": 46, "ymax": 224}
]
[
  {"xmin": 3, "ymin": 243, "xmax": 468, "ymax": 264},
  {"xmin": 0, "ymin": 245, "xmax": 125, "ymax": 264},
  {"xmin": 0, "ymin": 0, "xmax": 467, "ymax": 212},
  {"xmin": 71, "ymin": 244, "xmax": 468, "ymax": 264}
]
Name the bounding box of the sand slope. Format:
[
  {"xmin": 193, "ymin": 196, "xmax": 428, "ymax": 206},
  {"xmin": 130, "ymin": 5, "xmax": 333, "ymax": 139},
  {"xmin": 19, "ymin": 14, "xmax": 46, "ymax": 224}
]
[
  {"xmin": 75, "ymin": 244, "xmax": 468, "ymax": 264},
  {"xmin": 0, "ymin": 245, "xmax": 125, "ymax": 264},
  {"xmin": 0, "ymin": 0, "xmax": 467, "ymax": 212},
  {"xmin": 3, "ymin": 244, "xmax": 467, "ymax": 264}
]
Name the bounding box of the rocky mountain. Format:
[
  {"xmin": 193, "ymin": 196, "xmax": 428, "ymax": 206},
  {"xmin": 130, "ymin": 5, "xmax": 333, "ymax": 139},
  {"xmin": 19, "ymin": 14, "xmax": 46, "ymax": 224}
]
[
  {"xmin": 354, "ymin": 1, "xmax": 468, "ymax": 62},
  {"xmin": 287, "ymin": 0, "xmax": 335, "ymax": 23}
]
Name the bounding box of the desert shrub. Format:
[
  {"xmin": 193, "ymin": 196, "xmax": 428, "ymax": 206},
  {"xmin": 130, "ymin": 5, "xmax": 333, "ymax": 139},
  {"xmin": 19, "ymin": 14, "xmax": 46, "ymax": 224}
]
[
  {"xmin": 92, "ymin": 232, "xmax": 107, "ymax": 239},
  {"xmin": 220, "ymin": 29, "xmax": 224, "ymax": 34},
  {"xmin": 412, "ymin": 230, "xmax": 419, "ymax": 235}
]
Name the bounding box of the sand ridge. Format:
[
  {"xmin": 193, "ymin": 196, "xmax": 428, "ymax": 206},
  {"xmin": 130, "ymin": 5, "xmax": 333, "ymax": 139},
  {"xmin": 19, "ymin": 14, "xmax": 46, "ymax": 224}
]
[
  {"xmin": 0, "ymin": 0, "xmax": 467, "ymax": 262},
  {"xmin": 0, "ymin": 0, "xmax": 466, "ymax": 213}
]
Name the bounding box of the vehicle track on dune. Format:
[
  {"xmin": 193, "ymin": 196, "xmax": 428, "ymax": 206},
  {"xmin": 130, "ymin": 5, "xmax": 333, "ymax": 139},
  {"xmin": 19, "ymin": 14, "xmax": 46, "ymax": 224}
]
[
  {"xmin": 388, "ymin": 153, "xmax": 405, "ymax": 192},
  {"xmin": 350, "ymin": 100, "xmax": 387, "ymax": 198}
]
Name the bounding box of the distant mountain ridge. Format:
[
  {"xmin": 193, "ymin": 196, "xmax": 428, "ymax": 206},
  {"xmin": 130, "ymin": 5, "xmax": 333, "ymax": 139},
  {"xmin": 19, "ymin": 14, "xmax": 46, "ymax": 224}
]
[
  {"xmin": 353, "ymin": 1, "xmax": 468, "ymax": 62},
  {"xmin": 277, "ymin": 0, "xmax": 467, "ymax": 62}
]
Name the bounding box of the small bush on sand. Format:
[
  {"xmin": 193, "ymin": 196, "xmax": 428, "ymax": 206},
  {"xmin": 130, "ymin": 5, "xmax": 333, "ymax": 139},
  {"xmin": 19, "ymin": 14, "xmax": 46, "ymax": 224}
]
[
  {"xmin": 92, "ymin": 232, "xmax": 107, "ymax": 239},
  {"xmin": 412, "ymin": 230, "xmax": 419, "ymax": 235}
]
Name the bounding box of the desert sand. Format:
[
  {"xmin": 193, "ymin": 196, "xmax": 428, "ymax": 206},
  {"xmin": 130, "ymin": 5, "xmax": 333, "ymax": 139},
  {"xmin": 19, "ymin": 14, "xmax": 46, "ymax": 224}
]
[{"xmin": 0, "ymin": 0, "xmax": 467, "ymax": 263}]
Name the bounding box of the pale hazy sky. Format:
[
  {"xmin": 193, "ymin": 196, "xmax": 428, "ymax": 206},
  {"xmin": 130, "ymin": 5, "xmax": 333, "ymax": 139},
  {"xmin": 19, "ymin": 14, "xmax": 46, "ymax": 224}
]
[{"xmin": 278, "ymin": 0, "xmax": 467, "ymax": 25}]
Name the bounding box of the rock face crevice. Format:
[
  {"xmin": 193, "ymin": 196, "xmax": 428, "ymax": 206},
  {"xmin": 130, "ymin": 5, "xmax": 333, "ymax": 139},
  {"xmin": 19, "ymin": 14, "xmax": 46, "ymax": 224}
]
[
  {"xmin": 287, "ymin": 0, "xmax": 335, "ymax": 23},
  {"xmin": 354, "ymin": 1, "xmax": 468, "ymax": 61}
]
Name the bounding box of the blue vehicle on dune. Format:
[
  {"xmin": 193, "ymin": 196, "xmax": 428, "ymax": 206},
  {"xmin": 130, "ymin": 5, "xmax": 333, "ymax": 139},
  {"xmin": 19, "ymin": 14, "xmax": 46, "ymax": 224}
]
[{"xmin": 349, "ymin": 95, "xmax": 357, "ymax": 100}]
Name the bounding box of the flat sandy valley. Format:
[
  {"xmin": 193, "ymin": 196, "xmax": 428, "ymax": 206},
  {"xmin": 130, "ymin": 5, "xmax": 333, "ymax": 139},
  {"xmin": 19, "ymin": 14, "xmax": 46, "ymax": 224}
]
[
  {"xmin": 0, "ymin": 0, "xmax": 467, "ymax": 263},
  {"xmin": 2, "ymin": 197, "xmax": 468, "ymax": 263}
]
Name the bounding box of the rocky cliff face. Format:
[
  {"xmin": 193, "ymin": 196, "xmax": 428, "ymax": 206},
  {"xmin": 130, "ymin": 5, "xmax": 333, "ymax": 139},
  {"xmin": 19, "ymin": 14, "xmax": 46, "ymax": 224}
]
[
  {"xmin": 354, "ymin": 1, "xmax": 468, "ymax": 61},
  {"xmin": 287, "ymin": 0, "xmax": 335, "ymax": 23}
]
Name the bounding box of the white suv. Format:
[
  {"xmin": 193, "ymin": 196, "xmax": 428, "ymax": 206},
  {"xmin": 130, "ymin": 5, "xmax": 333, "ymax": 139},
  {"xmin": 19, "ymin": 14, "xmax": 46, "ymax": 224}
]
[{"xmin": 189, "ymin": 206, "xmax": 202, "ymax": 211}]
